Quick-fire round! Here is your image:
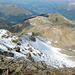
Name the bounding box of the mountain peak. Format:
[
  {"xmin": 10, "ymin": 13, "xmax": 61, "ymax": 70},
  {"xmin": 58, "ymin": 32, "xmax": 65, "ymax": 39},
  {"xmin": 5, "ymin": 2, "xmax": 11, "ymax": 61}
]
[
  {"xmin": 10, "ymin": 13, "xmax": 75, "ymax": 48},
  {"xmin": 0, "ymin": 3, "xmax": 33, "ymax": 24},
  {"xmin": 7, "ymin": 3, "xmax": 17, "ymax": 6},
  {"xmin": 0, "ymin": 3, "xmax": 17, "ymax": 7},
  {"xmin": 0, "ymin": 3, "xmax": 32, "ymax": 15},
  {"xmin": 10, "ymin": 12, "xmax": 74, "ymax": 33}
]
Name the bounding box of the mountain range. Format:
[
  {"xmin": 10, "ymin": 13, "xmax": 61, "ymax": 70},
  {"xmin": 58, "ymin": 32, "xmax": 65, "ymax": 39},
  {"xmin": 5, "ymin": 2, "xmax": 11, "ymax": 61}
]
[
  {"xmin": 0, "ymin": 13, "xmax": 74, "ymax": 75},
  {"xmin": 0, "ymin": 2, "xmax": 75, "ymax": 75},
  {"xmin": 17, "ymin": 2, "xmax": 75, "ymax": 21},
  {"xmin": 1, "ymin": 2, "xmax": 75, "ymax": 25},
  {"xmin": 0, "ymin": 3, "xmax": 33, "ymax": 25},
  {"xmin": 0, "ymin": 18, "xmax": 13, "ymax": 29}
]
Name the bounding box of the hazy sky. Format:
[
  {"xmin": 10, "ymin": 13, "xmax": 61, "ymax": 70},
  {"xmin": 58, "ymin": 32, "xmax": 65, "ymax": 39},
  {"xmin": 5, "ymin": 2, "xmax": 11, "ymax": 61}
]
[{"xmin": 0, "ymin": 0, "xmax": 75, "ymax": 4}]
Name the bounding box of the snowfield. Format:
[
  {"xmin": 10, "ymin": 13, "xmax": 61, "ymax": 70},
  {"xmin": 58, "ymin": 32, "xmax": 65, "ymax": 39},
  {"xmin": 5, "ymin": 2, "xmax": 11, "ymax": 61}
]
[{"xmin": 0, "ymin": 29, "xmax": 75, "ymax": 68}]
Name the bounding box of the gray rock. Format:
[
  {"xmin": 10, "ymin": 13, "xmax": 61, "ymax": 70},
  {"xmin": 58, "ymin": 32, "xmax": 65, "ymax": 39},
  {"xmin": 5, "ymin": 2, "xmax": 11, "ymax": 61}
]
[
  {"xmin": 14, "ymin": 47, "xmax": 20, "ymax": 52},
  {"xmin": 3, "ymin": 51, "xmax": 14, "ymax": 57},
  {"xmin": 29, "ymin": 36, "xmax": 36, "ymax": 42},
  {"xmin": 28, "ymin": 47, "xmax": 32, "ymax": 52},
  {"xmin": 26, "ymin": 53, "xmax": 34, "ymax": 62},
  {"xmin": 0, "ymin": 50, "xmax": 14, "ymax": 57}
]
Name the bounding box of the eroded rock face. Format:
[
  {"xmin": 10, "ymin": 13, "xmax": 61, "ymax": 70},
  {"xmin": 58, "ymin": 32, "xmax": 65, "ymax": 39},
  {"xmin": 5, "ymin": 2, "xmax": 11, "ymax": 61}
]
[{"xmin": 26, "ymin": 53, "xmax": 34, "ymax": 62}]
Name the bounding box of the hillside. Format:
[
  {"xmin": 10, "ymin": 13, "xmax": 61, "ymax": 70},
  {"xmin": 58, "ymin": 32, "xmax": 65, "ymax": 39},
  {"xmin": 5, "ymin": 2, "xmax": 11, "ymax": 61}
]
[
  {"xmin": 10, "ymin": 13, "xmax": 75, "ymax": 60},
  {"xmin": 0, "ymin": 29, "xmax": 75, "ymax": 75},
  {"xmin": 11, "ymin": 13, "xmax": 75, "ymax": 33},
  {"xmin": 0, "ymin": 3, "xmax": 33, "ymax": 25},
  {"xmin": 0, "ymin": 18, "xmax": 12, "ymax": 29},
  {"xmin": 0, "ymin": 13, "xmax": 75, "ymax": 74}
]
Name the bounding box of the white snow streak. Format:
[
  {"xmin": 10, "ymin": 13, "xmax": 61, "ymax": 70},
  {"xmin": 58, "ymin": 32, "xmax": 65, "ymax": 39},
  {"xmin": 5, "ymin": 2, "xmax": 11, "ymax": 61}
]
[{"xmin": 0, "ymin": 30, "xmax": 75, "ymax": 68}]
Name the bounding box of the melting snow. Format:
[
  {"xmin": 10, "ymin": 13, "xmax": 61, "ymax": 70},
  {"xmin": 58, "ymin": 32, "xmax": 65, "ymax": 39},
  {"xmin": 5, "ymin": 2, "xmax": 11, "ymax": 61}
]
[
  {"xmin": 0, "ymin": 29, "xmax": 75, "ymax": 68},
  {"xmin": 20, "ymin": 33, "xmax": 75, "ymax": 68}
]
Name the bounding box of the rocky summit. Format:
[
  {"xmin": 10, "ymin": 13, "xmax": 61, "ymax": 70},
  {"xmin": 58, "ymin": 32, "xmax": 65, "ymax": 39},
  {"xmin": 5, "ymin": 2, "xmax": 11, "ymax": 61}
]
[{"xmin": 1, "ymin": 13, "xmax": 75, "ymax": 75}]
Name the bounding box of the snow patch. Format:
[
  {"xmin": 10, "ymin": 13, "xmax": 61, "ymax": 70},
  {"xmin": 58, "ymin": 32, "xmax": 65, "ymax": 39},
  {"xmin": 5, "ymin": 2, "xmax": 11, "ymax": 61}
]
[
  {"xmin": 20, "ymin": 33, "xmax": 75, "ymax": 68},
  {"xmin": 0, "ymin": 29, "xmax": 75, "ymax": 68}
]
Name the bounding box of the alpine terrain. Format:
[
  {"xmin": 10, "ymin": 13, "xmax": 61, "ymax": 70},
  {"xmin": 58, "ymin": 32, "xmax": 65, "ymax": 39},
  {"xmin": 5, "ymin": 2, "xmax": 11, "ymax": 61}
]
[
  {"xmin": 0, "ymin": 13, "xmax": 75, "ymax": 75},
  {"xmin": 0, "ymin": 3, "xmax": 33, "ymax": 25}
]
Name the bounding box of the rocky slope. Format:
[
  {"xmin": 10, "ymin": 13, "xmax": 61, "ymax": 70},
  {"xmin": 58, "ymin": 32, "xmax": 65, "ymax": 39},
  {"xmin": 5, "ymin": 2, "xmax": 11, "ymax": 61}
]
[
  {"xmin": 10, "ymin": 13, "xmax": 75, "ymax": 48},
  {"xmin": 0, "ymin": 29, "xmax": 75, "ymax": 75},
  {"xmin": 1, "ymin": 13, "xmax": 75, "ymax": 74},
  {"xmin": 9, "ymin": 13, "xmax": 75, "ymax": 66}
]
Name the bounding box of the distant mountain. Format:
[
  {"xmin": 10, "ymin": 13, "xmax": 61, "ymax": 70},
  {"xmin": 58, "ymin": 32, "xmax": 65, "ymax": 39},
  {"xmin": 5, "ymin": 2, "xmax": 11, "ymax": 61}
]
[
  {"xmin": 18, "ymin": 2, "xmax": 75, "ymax": 21},
  {"xmin": 17, "ymin": 3, "xmax": 59, "ymax": 15},
  {"xmin": 0, "ymin": 18, "xmax": 11, "ymax": 29},
  {"xmin": 0, "ymin": 0, "xmax": 75, "ymax": 4},
  {"xmin": 66, "ymin": 2, "xmax": 75, "ymax": 10},
  {"xmin": 57, "ymin": 2, "xmax": 75, "ymax": 21},
  {"xmin": 0, "ymin": 3, "xmax": 33, "ymax": 25}
]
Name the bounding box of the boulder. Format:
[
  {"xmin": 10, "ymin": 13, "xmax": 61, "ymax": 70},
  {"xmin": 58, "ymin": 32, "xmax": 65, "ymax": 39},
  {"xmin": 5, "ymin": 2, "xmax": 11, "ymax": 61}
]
[
  {"xmin": 14, "ymin": 47, "xmax": 20, "ymax": 52},
  {"xmin": 28, "ymin": 47, "xmax": 32, "ymax": 52},
  {"xmin": 29, "ymin": 36, "xmax": 36, "ymax": 42},
  {"xmin": 0, "ymin": 49, "xmax": 14, "ymax": 57},
  {"xmin": 26, "ymin": 53, "xmax": 34, "ymax": 62}
]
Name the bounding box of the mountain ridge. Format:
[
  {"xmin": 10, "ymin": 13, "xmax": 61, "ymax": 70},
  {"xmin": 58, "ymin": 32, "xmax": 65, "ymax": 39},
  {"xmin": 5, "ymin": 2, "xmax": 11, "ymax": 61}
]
[
  {"xmin": 10, "ymin": 13, "xmax": 75, "ymax": 34},
  {"xmin": 0, "ymin": 3, "xmax": 33, "ymax": 24},
  {"xmin": 0, "ymin": 18, "xmax": 12, "ymax": 29},
  {"xmin": 9, "ymin": 13, "xmax": 75, "ymax": 50},
  {"xmin": 0, "ymin": 3, "xmax": 32, "ymax": 16},
  {"xmin": 0, "ymin": 13, "xmax": 75, "ymax": 75}
]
